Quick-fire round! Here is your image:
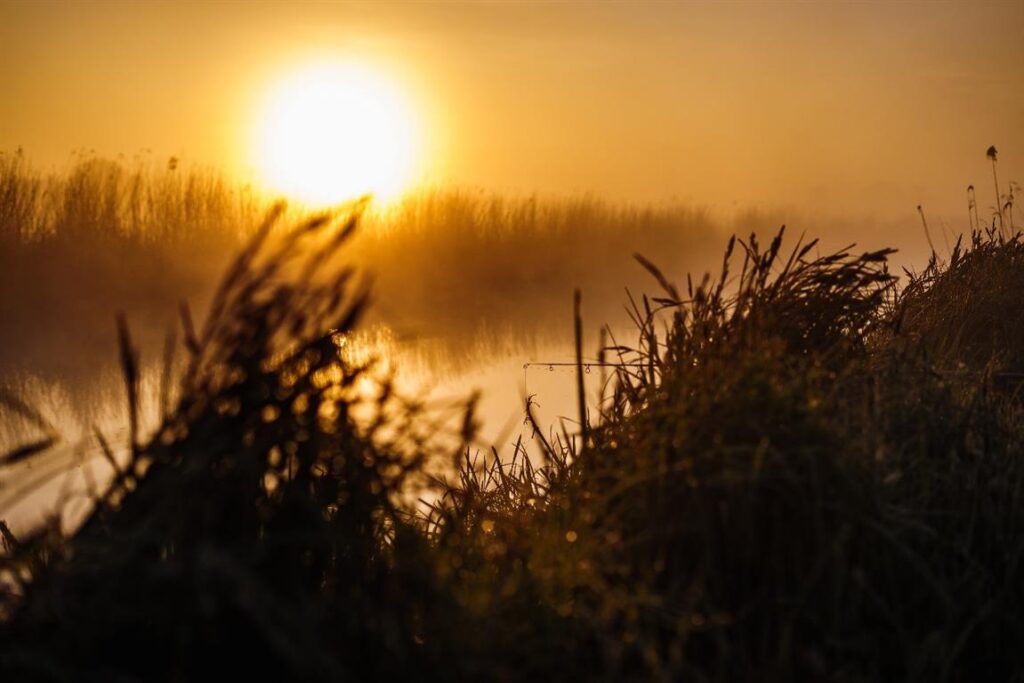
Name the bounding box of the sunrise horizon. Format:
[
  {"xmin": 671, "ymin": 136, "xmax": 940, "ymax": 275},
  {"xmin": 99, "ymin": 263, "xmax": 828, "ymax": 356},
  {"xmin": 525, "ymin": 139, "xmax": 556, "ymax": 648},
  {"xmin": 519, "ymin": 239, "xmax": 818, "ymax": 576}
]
[{"xmin": 3, "ymin": 2, "xmax": 1024, "ymax": 680}]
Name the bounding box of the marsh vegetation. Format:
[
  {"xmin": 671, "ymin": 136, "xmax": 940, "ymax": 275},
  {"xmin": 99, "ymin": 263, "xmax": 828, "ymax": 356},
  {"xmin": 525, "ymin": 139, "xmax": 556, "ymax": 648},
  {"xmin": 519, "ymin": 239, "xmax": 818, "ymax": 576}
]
[{"xmin": 2, "ymin": 150, "xmax": 1024, "ymax": 680}]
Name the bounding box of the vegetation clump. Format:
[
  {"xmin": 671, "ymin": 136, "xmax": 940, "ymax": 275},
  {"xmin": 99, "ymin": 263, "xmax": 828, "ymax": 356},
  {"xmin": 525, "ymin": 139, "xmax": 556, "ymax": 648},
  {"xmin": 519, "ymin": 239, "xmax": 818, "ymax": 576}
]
[{"xmin": 4, "ymin": 200, "xmax": 1024, "ymax": 681}]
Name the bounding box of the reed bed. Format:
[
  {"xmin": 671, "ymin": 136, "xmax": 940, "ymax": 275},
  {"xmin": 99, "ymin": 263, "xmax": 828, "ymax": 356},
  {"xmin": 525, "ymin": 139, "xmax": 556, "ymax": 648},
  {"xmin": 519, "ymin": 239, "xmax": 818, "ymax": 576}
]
[
  {"xmin": 3, "ymin": 181, "xmax": 1024, "ymax": 680},
  {"xmin": 0, "ymin": 153, "xmax": 724, "ymax": 386}
]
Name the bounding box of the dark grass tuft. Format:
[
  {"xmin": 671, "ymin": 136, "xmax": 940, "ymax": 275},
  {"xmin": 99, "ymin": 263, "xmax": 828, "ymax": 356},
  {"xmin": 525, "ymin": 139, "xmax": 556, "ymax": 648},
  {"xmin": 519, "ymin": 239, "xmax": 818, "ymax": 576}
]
[{"xmin": 4, "ymin": 206, "xmax": 1024, "ymax": 680}]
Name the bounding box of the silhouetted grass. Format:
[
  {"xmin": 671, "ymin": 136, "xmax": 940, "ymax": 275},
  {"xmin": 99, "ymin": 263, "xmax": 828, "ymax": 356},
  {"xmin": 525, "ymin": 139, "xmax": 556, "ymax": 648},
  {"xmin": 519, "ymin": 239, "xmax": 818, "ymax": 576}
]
[
  {"xmin": 1, "ymin": 203, "xmax": 466, "ymax": 680},
  {"xmin": 3, "ymin": 184, "xmax": 1024, "ymax": 681}
]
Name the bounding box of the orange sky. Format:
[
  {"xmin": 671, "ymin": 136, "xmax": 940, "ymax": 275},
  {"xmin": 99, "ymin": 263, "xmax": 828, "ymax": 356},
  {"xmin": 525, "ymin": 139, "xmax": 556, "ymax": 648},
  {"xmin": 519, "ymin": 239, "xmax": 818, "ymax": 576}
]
[{"xmin": 2, "ymin": 0, "xmax": 1022, "ymax": 252}]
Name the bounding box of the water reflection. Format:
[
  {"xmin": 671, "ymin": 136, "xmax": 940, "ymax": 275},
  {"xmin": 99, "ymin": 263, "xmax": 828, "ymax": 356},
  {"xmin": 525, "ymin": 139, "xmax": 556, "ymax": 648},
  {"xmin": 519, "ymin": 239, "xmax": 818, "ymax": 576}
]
[{"xmin": 0, "ymin": 323, "xmax": 630, "ymax": 537}]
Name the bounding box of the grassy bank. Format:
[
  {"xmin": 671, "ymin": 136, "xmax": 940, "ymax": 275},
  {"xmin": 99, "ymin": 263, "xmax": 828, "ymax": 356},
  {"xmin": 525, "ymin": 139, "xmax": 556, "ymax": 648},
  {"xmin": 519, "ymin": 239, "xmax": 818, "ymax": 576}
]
[{"xmin": 3, "ymin": 190, "xmax": 1024, "ymax": 680}]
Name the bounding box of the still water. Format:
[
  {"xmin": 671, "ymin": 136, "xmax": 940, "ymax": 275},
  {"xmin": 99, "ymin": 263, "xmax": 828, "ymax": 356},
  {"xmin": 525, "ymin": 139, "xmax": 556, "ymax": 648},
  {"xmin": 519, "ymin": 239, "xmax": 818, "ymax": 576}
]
[{"xmin": 0, "ymin": 324, "xmax": 629, "ymax": 538}]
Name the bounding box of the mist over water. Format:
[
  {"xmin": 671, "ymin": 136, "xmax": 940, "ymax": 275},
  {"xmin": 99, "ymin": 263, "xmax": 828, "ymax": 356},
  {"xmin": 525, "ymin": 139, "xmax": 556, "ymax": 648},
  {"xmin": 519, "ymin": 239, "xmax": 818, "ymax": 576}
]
[
  {"xmin": 2, "ymin": 149, "xmax": 1021, "ymax": 538},
  {"xmin": 0, "ymin": 158, "xmax": 706, "ymax": 528}
]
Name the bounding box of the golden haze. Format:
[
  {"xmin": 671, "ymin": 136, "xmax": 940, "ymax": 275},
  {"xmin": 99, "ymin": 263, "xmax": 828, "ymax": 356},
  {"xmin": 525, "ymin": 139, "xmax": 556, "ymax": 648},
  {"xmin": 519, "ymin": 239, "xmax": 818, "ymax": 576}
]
[{"xmin": 1, "ymin": 1, "xmax": 1022, "ymax": 227}]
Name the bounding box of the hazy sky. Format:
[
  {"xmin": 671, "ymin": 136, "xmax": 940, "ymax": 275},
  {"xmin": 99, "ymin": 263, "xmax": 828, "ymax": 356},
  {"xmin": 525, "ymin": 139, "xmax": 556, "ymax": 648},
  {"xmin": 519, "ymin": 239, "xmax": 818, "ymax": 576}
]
[{"xmin": 2, "ymin": 0, "xmax": 1022, "ymax": 243}]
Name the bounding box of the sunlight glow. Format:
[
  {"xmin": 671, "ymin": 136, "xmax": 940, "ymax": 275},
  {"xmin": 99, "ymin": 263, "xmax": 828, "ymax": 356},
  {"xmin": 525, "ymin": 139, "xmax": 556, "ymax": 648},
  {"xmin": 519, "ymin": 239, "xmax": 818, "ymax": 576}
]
[{"xmin": 253, "ymin": 62, "xmax": 419, "ymax": 206}]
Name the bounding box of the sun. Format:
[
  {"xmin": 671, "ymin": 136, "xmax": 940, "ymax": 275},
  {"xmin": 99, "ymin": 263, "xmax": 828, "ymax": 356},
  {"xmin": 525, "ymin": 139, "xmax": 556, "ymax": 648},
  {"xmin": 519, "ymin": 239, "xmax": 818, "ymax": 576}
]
[{"xmin": 252, "ymin": 62, "xmax": 419, "ymax": 206}]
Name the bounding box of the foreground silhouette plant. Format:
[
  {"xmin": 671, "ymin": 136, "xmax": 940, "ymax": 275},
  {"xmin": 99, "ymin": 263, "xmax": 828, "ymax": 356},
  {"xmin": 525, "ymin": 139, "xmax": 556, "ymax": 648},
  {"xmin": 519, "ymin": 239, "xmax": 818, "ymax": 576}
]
[
  {"xmin": 427, "ymin": 228, "xmax": 1024, "ymax": 680},
  {"xmin": 4, "ymin": 208, "xmax": 1024, "ymax": 681},
  {"xmin": 0, "ymin": 202, "xmax": 470, "ymax": 680}
]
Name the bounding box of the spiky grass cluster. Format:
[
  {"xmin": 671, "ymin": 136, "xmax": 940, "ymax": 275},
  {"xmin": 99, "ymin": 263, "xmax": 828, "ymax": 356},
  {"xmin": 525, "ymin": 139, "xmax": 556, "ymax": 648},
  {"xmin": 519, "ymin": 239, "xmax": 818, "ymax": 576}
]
[
  {"xmin": 894, "ymin": 228, "xmax": 1024, "ymax": 372},
  {"xmin": 4, "ymin": 209, "xmax": 1024, "ymax": 681},
  {"xmin": 427, "ymin": 228, "xmax": 1024, "ymax": 680},
  {"xmin": 0, "ymin": 204, "xmax": 471, "ymax": 680}
]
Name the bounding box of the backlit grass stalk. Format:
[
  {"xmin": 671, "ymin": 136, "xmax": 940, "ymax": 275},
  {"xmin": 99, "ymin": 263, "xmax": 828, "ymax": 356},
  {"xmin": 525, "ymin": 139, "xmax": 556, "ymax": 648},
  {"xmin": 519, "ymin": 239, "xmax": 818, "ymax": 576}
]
[{"xmin": 988, "ymin": 145, "xmax": 1005, "ymax": 235}]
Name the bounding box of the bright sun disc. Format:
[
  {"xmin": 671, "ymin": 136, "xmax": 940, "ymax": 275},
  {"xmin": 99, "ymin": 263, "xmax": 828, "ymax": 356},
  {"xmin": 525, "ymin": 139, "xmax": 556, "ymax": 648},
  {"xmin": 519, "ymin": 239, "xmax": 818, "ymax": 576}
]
[{"xmin": 253, "ymin": 63, "xmax": 419, "ymax": 206}]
